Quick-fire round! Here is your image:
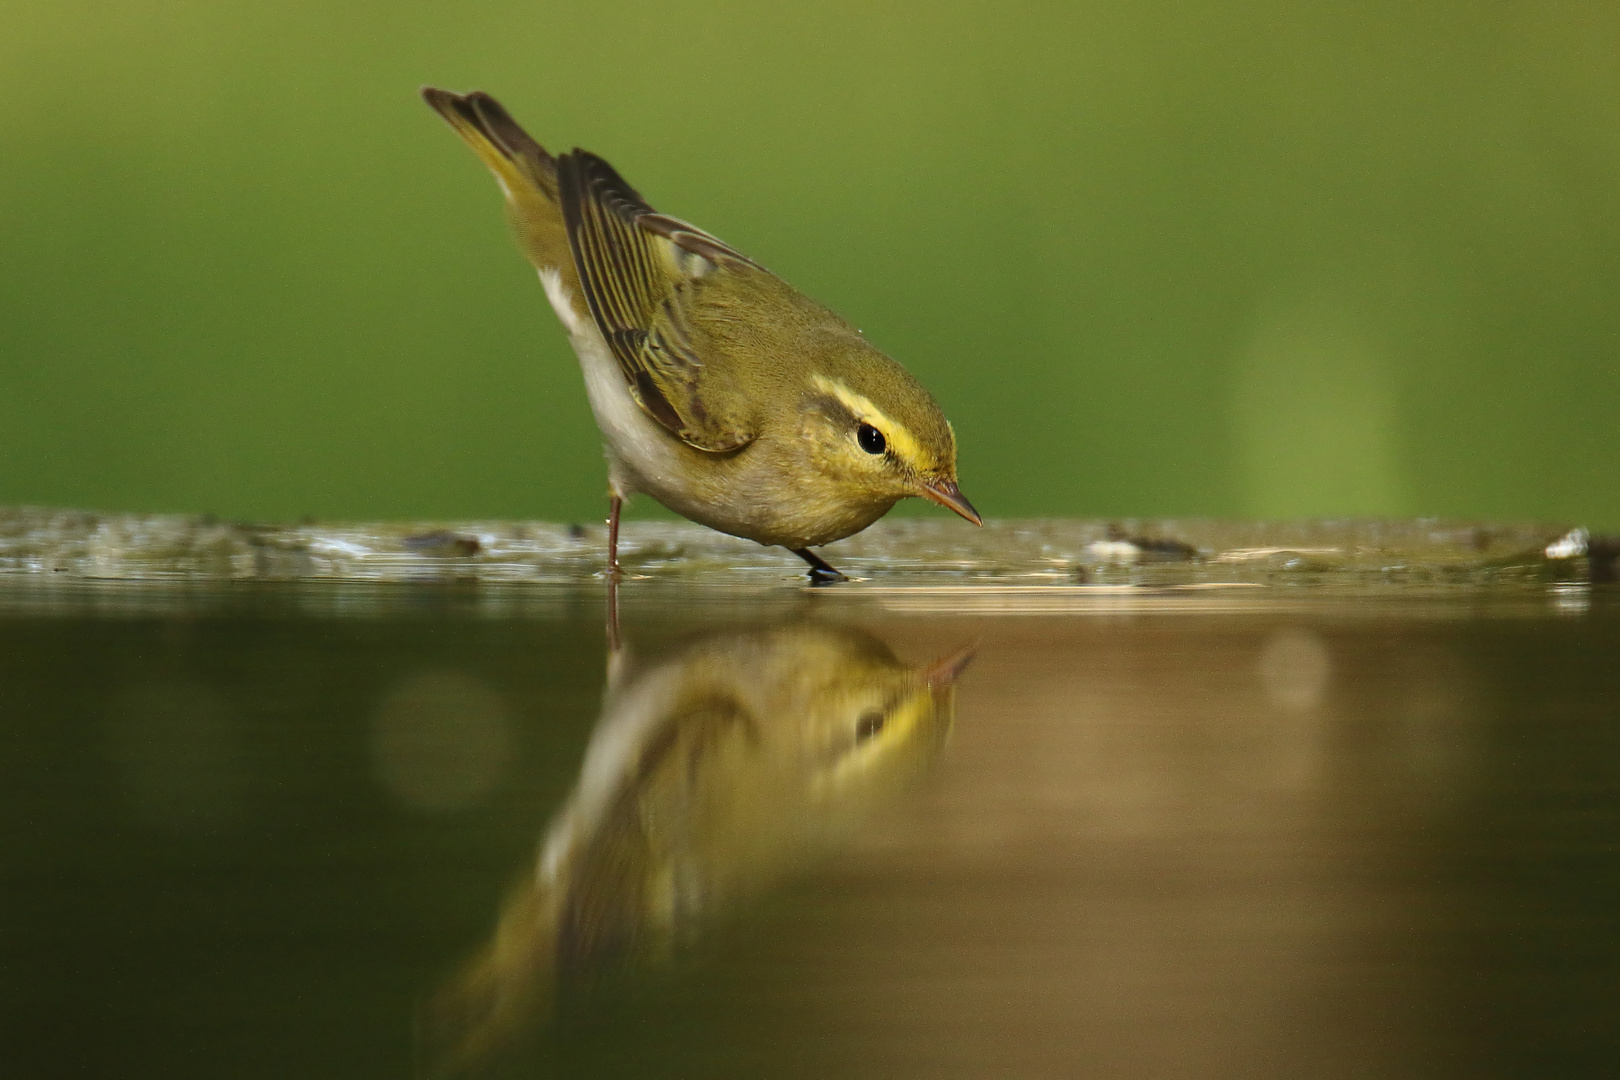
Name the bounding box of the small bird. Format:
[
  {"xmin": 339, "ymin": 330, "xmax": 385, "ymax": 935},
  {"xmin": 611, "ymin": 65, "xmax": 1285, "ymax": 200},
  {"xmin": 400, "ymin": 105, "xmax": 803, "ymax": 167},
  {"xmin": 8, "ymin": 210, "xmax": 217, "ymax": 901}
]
[
  {"xmin": 422, "ymin": 88, "xmax": 981, "ymax": 581},
  {"xmin": 425, "ymin": 622, "xmax": 971, "ymax": 1069}
]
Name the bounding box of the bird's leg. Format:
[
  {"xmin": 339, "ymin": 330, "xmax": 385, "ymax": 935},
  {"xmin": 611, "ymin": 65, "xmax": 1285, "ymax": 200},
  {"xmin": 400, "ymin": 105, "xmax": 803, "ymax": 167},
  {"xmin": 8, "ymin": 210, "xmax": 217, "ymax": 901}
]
[
  {"xmin": 604, "ymin": 494, "xmax": 624, "ymax": 653},
  {"xmin": 606, "ymin": 494, "xmax": 622, "ymax": 577},
  {"xmin": 605, "ymin": 567, "xmax": 622, "ymax": 654},
  {"xmin": 792, "ymin": 547, "xmax": 848, "ymax": 584}
]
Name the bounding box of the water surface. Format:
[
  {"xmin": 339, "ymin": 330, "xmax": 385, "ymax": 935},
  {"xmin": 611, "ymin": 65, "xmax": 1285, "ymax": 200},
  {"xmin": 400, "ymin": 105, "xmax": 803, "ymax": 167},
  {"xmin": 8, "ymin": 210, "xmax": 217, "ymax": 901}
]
[{"xmin": 2, "ymin": 538, "xmax": 1618, "ymax": 1078}]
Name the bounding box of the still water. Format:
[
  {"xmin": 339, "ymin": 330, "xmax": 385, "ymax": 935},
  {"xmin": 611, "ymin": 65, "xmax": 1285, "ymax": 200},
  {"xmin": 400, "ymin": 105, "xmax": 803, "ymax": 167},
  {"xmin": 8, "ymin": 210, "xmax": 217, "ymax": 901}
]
[{"xmin": 2, "ymin": 577, "xmax": 1618, "ymax": 1078}]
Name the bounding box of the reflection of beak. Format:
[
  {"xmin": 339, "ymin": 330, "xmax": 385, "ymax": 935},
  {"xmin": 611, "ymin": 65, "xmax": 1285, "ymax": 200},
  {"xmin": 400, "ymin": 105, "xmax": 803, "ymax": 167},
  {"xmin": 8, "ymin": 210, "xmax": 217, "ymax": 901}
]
[
  {"xmin": 923, "ymin": 643, "xmax": 978, "ymax": 689},
  {"xmin": 919, "ymin": 478, "xmax": 983, "ymax": 526}
]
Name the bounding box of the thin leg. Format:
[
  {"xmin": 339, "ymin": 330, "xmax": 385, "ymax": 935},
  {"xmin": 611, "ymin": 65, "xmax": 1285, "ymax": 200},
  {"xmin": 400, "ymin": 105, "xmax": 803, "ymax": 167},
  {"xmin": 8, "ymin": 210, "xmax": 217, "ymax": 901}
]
[
  {"xmin": 605, "ymin": 494, "xmax": 624, "ymax": 652},
  {"xmin": 605, "ymin": 567, "xmax": 622, "ymax": 654},
  {"xmin": 792, "ymin": 547, "xmax": 848, "ymax": 584},
  {"xmin": 607, "ymin": 494, "xmax": 622, "ymax": 576}
]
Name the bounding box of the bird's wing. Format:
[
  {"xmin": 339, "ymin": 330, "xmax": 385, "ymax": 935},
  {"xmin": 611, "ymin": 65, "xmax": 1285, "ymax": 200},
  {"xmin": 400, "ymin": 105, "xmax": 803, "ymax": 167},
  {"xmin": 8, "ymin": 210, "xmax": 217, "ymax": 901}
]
[{"xmin": 557, "ymin": 150, "xmax": 761, "ymax": 454}]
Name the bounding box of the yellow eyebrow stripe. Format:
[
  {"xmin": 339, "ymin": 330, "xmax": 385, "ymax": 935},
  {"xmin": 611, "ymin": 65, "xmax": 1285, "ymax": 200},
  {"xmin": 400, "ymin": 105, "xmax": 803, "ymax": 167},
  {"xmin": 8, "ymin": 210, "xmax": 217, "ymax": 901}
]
[{"xmin": 811, "ymin": 374, "xmax": 926, "ymax": 467}]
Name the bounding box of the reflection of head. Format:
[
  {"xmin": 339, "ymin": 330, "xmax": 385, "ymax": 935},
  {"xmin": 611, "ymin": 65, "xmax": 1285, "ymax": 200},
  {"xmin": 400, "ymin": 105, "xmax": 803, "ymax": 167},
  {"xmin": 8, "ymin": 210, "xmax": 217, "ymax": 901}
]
[{"xmin": 426, "ymin": 622, "xmax": 968, "ymax": 1073}]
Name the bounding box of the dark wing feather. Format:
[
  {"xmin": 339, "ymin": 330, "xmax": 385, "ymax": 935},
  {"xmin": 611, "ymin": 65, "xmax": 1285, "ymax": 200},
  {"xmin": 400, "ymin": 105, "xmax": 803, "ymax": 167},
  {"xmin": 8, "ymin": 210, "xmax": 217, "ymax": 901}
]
[
  {"xmin": 638, "ymin": 213, "xmax": 764, "ymax": 271},
  {"xmin": 558, "ymin": 150, "xmax": 757, "ymax": 453}
]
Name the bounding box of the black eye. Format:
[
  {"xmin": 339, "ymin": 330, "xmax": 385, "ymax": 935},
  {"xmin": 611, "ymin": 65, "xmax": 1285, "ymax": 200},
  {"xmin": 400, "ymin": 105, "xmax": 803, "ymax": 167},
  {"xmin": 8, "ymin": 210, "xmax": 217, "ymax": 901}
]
[
  {"xmin": 856, "ymin": 423, "xmax": 886, "ymax": 455},
  {"xmin": 855, "ymin": 710, "xmax": 887, "ymax": 742}
]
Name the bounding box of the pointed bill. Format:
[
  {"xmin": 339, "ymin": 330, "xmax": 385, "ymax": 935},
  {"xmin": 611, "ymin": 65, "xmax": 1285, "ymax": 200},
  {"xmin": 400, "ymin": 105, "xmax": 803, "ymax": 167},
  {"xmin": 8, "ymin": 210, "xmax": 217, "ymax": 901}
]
[
  {"xmin": 923, "ymin": 642, "xmax": 979, "ymax": 689},
  {"xmin": 919, "ymin": 479, "xmax": 983, "ymax": 526}
]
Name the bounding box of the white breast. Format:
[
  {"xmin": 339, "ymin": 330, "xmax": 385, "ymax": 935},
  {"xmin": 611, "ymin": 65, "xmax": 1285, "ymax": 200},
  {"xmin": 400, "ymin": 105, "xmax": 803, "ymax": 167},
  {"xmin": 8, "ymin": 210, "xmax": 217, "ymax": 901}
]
[{"xmin": 539, "ymin": 267, "xmax": 677, "ymax": 499}]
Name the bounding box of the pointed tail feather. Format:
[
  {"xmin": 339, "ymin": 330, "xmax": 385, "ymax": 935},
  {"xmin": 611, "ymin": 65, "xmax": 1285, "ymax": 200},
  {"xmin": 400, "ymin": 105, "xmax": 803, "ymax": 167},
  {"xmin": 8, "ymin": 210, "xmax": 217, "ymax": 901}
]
[
  {"xmin": 421, "ymin": 86, "xmax": 558, "ymax": 203},
  {"xmin": 423, "ymin": 86, "xmax": 576, "ymax": 276},
  {"xmin": 418, "ymin": 878, "xmax": 561, "ymax": 1076}
]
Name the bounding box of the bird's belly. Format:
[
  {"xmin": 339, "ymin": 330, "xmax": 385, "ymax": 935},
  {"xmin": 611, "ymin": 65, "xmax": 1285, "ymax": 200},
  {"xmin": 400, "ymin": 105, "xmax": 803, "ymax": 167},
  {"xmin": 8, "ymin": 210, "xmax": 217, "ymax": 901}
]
[
  {"xmin": 571, "ymin": 330, "xmax": 681, "ymax": 495},
  {"xmin": 540, "ymin": 268, "xmax": 684, "ymax": 497}
]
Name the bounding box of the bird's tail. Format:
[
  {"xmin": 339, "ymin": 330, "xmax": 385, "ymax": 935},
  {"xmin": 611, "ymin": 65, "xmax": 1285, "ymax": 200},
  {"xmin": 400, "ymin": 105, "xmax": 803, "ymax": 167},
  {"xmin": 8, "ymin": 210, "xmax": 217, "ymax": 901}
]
[
  {"xmin": 421, "ymin": 87, "xmax": 557, "ymax": 202},
  {"xmin": 418, "ymin": 873, "xmax": 562, "ymax": 1077},
  {"xmin": 422, "ymin": 88, "xmax": 573, "ymax": 272}
]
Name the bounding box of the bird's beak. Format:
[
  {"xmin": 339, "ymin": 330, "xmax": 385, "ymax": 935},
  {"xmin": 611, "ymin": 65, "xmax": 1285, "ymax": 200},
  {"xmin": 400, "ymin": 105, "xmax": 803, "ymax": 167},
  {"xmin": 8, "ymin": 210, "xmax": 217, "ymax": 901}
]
[
  {"xmin": 919, "ymin": 478, "xmax": 983, "ymax": 526},
  {"xmin": 923, "ymin": 642, "xmax": 978, "ymax": 689}
]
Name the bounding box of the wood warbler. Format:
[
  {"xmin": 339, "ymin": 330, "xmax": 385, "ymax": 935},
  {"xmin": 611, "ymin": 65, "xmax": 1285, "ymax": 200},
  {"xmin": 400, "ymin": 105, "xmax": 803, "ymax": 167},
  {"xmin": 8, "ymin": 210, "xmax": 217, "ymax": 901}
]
[
  {"xmin": 422, "ymin": 88, "xmax": 980, "ymax": 581},
  {"xmin": 427, "ymin": 622, "xmax": 971, "ymax": 1066}
]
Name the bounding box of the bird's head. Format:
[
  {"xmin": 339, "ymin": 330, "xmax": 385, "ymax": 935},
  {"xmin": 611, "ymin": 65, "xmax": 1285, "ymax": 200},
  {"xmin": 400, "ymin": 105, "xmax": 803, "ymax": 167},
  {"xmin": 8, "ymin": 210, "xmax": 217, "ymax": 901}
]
[{"xmin": 796, "ymin": 341, "xmax": 981, "ymax": 524}]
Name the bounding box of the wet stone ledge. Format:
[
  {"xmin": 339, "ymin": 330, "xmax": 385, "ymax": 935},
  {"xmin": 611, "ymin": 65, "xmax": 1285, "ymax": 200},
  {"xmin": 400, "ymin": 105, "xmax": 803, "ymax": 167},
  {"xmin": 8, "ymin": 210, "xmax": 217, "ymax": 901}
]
[{"xmin": 0, "ymin": 506, "xmax": 1604, "ymax": 589}]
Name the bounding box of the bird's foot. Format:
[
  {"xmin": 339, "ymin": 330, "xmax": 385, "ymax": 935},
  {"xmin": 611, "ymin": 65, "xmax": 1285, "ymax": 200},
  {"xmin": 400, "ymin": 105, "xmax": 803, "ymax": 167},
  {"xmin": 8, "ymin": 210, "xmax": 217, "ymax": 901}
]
[{"xmin": 792, "ymin": 548, "xmax": 848, "ymax": 585}]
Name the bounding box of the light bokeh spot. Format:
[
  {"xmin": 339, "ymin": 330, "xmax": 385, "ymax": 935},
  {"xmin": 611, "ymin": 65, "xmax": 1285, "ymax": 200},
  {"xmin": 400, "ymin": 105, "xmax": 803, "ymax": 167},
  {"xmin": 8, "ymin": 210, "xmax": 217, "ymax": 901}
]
[
  {"xmin": 1257, "ymin": 626, "xmax": 1332, "ymax": 715},
  {"xmin": 370, "ymin": 669, "xmax": 514, "ymax": 812}
]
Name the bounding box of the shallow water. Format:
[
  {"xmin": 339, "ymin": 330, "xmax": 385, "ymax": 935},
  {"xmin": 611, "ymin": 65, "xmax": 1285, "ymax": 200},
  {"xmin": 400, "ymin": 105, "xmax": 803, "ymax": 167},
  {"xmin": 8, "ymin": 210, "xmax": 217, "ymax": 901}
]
[{"xmin": 3, "ymin": 524, "xmax": 1619, "ymax": 1078}]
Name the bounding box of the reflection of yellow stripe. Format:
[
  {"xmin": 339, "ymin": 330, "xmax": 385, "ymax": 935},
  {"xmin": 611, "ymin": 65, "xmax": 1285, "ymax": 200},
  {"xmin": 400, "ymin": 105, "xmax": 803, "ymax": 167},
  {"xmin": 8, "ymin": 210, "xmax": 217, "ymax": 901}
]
[
  {"xmin": 819, "ymin": 687, "xmax": 935, "ymax": 791},
  {"xmin": 811, "ymin": 374, "xmax": 927, "ymax": 468}
]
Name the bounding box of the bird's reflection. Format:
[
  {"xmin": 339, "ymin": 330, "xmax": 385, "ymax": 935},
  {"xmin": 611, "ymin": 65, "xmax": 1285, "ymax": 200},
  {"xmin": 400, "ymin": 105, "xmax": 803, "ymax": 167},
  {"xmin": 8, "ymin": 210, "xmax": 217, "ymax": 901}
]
[{"xmin": 426, "ymin": 619, "xmax": 972, "ymax": 1073}]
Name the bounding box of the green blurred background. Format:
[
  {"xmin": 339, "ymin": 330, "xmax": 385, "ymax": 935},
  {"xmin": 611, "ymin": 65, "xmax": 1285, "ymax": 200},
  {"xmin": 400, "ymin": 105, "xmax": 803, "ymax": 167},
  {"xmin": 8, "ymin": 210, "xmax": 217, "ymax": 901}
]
[{"xmin": 1, "ymin": 1, "xmax": 1616, "ymax": 528}]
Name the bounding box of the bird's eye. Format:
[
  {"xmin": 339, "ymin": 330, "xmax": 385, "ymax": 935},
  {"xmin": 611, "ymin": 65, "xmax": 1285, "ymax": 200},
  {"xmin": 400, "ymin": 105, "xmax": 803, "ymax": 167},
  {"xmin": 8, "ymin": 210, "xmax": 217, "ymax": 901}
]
[
  {"xmin": 855, "ymin": 709, "xmax": 886, "ymax": 743},
  {"xmin": 856, "ymin": 423, "xmax": 886, "ymax": 455}
]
